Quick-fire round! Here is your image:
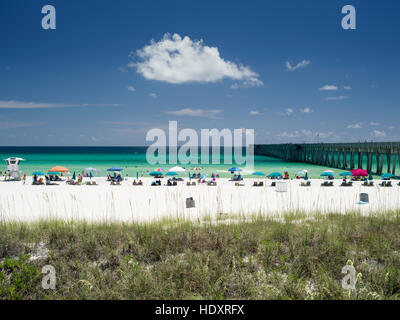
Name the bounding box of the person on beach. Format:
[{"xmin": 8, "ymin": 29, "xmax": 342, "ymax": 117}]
[{"xmin": 22, "ymin": 173, "xmax": 26, "ymax": 184}]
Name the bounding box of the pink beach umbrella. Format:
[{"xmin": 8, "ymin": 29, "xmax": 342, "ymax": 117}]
[{"xmin": 350, "ymin": 169, "xmax": 368, "ymax": 177}]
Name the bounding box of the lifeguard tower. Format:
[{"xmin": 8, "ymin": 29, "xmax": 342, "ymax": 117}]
[{"xmin": 4, "ymin": 157, "xmax": 25, "ymax": 181}]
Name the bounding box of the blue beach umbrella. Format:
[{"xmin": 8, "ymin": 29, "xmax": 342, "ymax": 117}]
[
  {"xmin": 340, "ymin": 172, "xmax": 353, "ymax": 177},
  {"xmin": 149, "ymin": 171, "xmax": 161, "ymax": 176},
  {"xmin": 165, "ymin": 171, "xmax": 178, "ymax": 176},
  {"xmin": 252, "ymin": 171, "xmax": 265, "ymax": 176},
  {"xmin": 268, "ymin": 172, "xmax": 282, "ymax": 178},
  {"xmin": 47, "ymin": 171, "xmax": 60, "ymax": 175},
  {"xmin": 32, "ymin": 171, "xmax": 44, "ymax": 176},
  {"xmin": 228, "ymin": 167, "xmax": 242, "ymax": 173},
  {"xmin": 320, "ymin": 172, "xmax": 334, "ymax": 177},
  {"xmin": 107, "ymin": 167, "xmax": 123, "ymax": 172},
  {"xmin": 381, "ymin": 173, "xmax": 393, "ymax": 179}
]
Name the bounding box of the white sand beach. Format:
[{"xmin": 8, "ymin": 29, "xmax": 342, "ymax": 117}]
[{"xmin": 0, "ymin": 176, "xmax": 399, "ymax": 223}]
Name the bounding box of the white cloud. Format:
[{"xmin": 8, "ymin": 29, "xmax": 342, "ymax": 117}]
[
  {"xmin": 369, "ymin": 122, "xmax": 380, "ymax": 126},
  {"xmin": 130, "ymin": 33, "xmax": 263, "ymax": 87},
  {"xmin": 249, "ymin": 110, "xmax": 261, "ymax": 115},
  {"xmin": 319, "ymin": 85, "xmax": 338, "ymax": 91},
  {"xmin": 166, "ymin": 108, "xmax": 222, "ymax": 119},
  {"xmin": 343, "ymin": 86, "xmax": 352, "ymax": 90},
  {"xmin": 300, "ymin": 107, "xmax": 313, "ymax": 114},
  {"xmin": 371, "ymin": 130, "xmax": 386, "ymax": 138},
  {"xmin": 0, "ymin": 101, "xmax": 121, "ymax": 109},
  {"xmin": 285, "ymin": 60, "xmax": 311, "ymax": 72},
  {"xmin": 347, "ymin": 123, "xmax": 363, "ymax": 129},
  {"xmin": 0, "ymin": 121, "xmax": 44, "ymax": 130},
  {"xmin": 324, "ymin": 95, "xmax": 348, "ymax": 101},
  {"xmin": 277, "ymin": 129, "xmax": 332, "ymax": 140},
  {"xmin": 149, "ymin": 93, "xmax": 158, "ymax": 99},
  {"xmin": 388, "ymin": 126, "xmax": 395, "ymax": 129},
  {"xmin": 127, "ymin": 85, "xmax": 136, "ymax": 92},
  {"xmin": 283, "ymin": 108, "xmax": 293, "ymax": 116}
]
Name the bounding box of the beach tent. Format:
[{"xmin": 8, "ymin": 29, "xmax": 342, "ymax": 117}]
[
  {"xmin": 49, "ymin": 166, "xmax": 69, "ymax": 173},
  {"xmin": 107, "ymin": 167, "xmax": 123, "ymax": 171},
  {"xmin": 169, "ymin": 166, "xmax": 185, "ymax": 172},
  {"xmin": 351, "ymin": 169, "xmax": 368, "ymax": 177},
  {"xmin": 268, "ymin": 172, "xmax": 282, "ymax": 178}
]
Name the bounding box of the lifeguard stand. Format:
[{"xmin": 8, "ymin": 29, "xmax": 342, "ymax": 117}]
[{"xmin": 4, "ymin": 157, "xmax": 25, "ymax": 180}]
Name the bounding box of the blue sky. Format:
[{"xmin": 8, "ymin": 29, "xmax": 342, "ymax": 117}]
[{"xmin": 0, "ymin": 0, "xmax": 399, "ymax": 146}]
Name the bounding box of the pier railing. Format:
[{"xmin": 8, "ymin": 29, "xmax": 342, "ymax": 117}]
[{"xmin": 254, "ymin": 142, "xmax": 400, "ymax": 175}]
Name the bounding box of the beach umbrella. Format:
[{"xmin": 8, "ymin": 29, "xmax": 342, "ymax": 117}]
[
  {"xmin": 351, "ymin": 169, "xmax": 368, "ymax": 177},
  {"xmin": 252, "ymin": 171, "xmax": 265, "ymax": 176},
  {"xmin": 107, "ymin": 167, "xmax": 123, "ymax": 172},
  {"xmin": 324, "ymin": 170, "xmax": 334, "ymax": 173},
  {"xmin": 368, "ymin": 173, "xmax": 373, "ymax": 180},
  {"xmin": 165, "ymin": 171, "xmax": 178, "ymax": 176},
  {"xmin": 228, "ymin": 167, "xmax": 242, "ymax": 173},
  {"xmin": 47, "ymin": 171, "xmax": 60, "ymax": 175},
  {"xmin": 381, "ymin": 173, "xmax": 393, "ymax": 179},
  {"xmin": 155, "ymin": 168, "xmax": 165, "ymax": 172},
  {"xmin": 192, "ymin": 167, "xmax": 202, "ymax": 171},
  {"xmin": 320, "ymin": 172, "xmax": 334, "ymax": 177},
  {"xmin": 169, "ymin": 166, "xmax": 185, "ymax": 172},
  {"xmin": 72, "ymin": 171, "xmax": 76, "ymax": 180},
  {"xmin": 136, "ymin": 172, "xmax": 139, "ymax": 179},
  {"xmin": 49, "ymin": 166, "xmax": 69, "ymax": 173},
  {"xmin": 340, "ymin": 171, "xmax": 353, "ymax": 177},
  {"xmin": 32, "ymin": 171, "xmax": 44, "ymax": 176},
  {"xmin": 268, "ymin": 172, "xmax": 282, "ymax": 178},
  {"xmin": 89, "ymin": 171, "xmax": 93, "ymax": 179},
  {"xmin": 149, "ymin": 171, "xmax": 161, "ymax": 176}
]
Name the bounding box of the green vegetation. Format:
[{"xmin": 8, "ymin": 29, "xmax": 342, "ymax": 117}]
[{"xmin": 1, "ymin": 211, "xmax": 400, "ymax": 300}]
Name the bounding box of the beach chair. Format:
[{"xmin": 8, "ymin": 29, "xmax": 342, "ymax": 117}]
[
  {"xmin": 271, "ymin": 182, "xmax": 276, "ymax": 187},
  {"xmin": 387, "ymin": 181, "xmax": 392, "ymax": 187},
  {"xmin": 306, "ymin": 181, "xmax": 311, "ymax": 186},
  {"xmin": 379, "ymin": 181, "xmax": 387, "ymax": 187},
  {"xmin": 259, "ymin": 182, "xmax": 264, "ymax": 186},
  {"xmin": 369, "ymin": 181, "xmax": 374, "ymax": 186},
  {"xmin": 253, "ymin": 181, "xmax": 258, "ymax": 186},
  {"xmin": 173, "ymin": 181, "xmax": 177, "ymax": 186},
  {"xmin": 398, "ymin": 181, "xmax": 400, "ymax": 186},
  {"xmin": 191, "ymin": 182, "xmax": 196, "ymax": 186},
  {"xmin": 187, "ymin": 182, "xmax": 191, "ymax": 186},
  {"xmin": 329, "ymin": 181, "xmax": 334, "ymax": 186},
  {"xmin": 362, "ymin": 181, "xmax": 368, "ymax": 186}
]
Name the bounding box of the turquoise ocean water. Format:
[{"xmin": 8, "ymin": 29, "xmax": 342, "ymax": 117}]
[{"xmin": 0, "ymin": 147, "xmax": 396, "ymax": 178}]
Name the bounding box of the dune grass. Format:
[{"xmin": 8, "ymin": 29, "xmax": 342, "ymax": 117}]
[{"xmin": 1, "ymin": 211, "xmax": 400, "ymax": 300}]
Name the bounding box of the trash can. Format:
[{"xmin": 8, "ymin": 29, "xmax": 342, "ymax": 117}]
[
  {"xmin": 186, "ymin": 197, "xmax": 195, "ymax": 208},
  {"xmin": 276, "ymin": 181, "xmax": 288, "ymax": 192},
  {"xmin": 360, "ymin": 193, "xmax": 369, "ymax": 203}
]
